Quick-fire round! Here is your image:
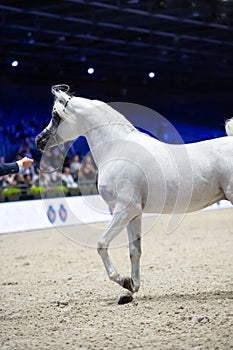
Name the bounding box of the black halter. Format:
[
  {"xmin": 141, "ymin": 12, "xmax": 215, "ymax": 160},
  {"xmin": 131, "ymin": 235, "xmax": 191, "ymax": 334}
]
[
  {"xmin": 35, "ymin": 110, "xmax": 66, "ymax": 174},
  {"xmin": 35, "ymin": 91, "xmax": 73, "ymax": 174},
  {"xmin": 63, "ymin": 95, "xmax": 72, "ymax": 111}
]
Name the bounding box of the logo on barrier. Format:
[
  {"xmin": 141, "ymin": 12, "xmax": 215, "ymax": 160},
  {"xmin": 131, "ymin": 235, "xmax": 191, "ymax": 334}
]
[
  {"xmin": 59, "ymin": 204, "xmax": 67, "ymax": 222},
  {"xmin": 47, "ymin": 203, "xmax": 68, "ymax": 224},
  {"xmin": 47, "ymin": 205, "xmax": 56, "ymax": 223}
]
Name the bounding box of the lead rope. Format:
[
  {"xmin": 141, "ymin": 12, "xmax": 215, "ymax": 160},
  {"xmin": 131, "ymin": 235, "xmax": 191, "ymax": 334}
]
[{"xmin": 36, "ymin": 143, "xmax": 66, "ymax": 174}]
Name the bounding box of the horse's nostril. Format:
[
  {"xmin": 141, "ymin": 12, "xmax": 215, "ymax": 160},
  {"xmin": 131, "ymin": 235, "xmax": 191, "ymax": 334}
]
[{"xmin": 35, "ymin": 134, "xmax": 44, "ymax": 151}]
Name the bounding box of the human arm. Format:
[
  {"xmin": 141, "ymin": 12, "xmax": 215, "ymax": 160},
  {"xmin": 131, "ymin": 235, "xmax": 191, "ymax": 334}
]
[{"xmin": 0, "ymin": 157, "xmax": 34, "ymax": 176}]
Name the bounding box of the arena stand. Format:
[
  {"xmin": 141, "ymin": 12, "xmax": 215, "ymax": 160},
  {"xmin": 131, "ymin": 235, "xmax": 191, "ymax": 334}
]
[
  {"xmin": 0, "ymin": 101, "xmax": 231, "ymax": 234},
  {"xmin": 0, "ymin": 105, "xmax": 230, "ymax": 234},
  {"xmin": 0, "ymin": 101, "xmax": 226, "ymax": 203}
]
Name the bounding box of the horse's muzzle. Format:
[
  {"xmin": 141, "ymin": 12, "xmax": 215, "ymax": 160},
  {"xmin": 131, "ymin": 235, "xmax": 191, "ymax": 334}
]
[
  {"xmin": 36, "ymin": 110, "xmax": 61, "ymax": 151},
  {"xmin": 35, "ymin": 129, "xmax": 52, "ymax": 151}
]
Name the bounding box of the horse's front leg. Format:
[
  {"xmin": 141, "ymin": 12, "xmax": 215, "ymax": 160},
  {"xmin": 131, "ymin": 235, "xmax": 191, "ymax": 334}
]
[
  {"xmin": 115, "ymin": 215, "xmax": 142, "ymax": 305},
  {"xmin": 97, "ymin": 207, "xmax": 139, "ymax": 291},
  {"xmin": 126, "ymin": 214, "xmax": 142, "ymax": 293}
]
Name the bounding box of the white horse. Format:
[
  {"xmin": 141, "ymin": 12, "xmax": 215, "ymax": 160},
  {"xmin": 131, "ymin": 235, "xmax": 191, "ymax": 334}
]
[{"xmin": 36, "ymin": 85, "xmax": 233, "ymax": 304}]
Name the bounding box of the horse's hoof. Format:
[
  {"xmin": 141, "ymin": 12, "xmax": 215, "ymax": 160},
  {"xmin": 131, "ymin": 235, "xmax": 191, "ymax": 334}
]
[{"xmin": 118, "ymin": 294, "xmax": 133, "ymax": 305}]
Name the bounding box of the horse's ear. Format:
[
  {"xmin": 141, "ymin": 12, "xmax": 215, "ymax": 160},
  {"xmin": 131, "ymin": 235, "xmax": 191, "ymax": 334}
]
[
  {"xmin": 51, "ymin": 84, "xmax": 70, "ymax": 103},
  {"xmin": 51, "ymin": 84, "xmax": 70, "ymax": 95}
]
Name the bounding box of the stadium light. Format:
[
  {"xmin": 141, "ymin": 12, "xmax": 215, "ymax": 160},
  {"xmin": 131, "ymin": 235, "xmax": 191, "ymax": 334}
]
[
  {"xmin": 148, "ymin": 71, "xmax": 156, "ymax": 78},
  {"xmin": 11, "ymin": 60, "xmax": 19, "ymax": 67},
  {"xmin": 87, "ymin": 67, "xmax": 95, "ymax": 75}
]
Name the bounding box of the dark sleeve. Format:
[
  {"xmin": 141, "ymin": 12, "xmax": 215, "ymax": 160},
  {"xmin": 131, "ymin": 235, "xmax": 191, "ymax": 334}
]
[{"xmin": 0, "ymin": 162, "xmax": 19, "ymax": 176}]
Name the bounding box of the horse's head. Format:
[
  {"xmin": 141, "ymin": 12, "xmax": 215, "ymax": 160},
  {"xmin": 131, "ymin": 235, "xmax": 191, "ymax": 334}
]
[
  {"xmin": 36, "ymin": 83, "xmax": 118, "ymax": 154},
  {"xmin": 35, "ymin": 109, "xmax": 61, "ymax": 151},
  {"xmin": 35, "ymin": 85, "xmax": 72, "ymax": 151}
]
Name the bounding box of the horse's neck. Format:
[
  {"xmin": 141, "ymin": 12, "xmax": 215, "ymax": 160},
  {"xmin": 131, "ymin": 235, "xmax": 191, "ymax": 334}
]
[
  {"xmin": 85, "ymin": 123, "xmax": 136, "ymax": 168},
  {"xmin": 77, "ymin": 101, "xmax": 136, "ymax": 167}
]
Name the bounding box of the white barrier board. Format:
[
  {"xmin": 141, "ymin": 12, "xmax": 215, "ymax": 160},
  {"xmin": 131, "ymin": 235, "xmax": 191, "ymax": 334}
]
[
  {"xmin": 0, "ymin": 196, "xmax": 232, "ymax": 234},
  {"xmin": 0, "ymin": 195, "xmax": 112, "ymax": 234}
]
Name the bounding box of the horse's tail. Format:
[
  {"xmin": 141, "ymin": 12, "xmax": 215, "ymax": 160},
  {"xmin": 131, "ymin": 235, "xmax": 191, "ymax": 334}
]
[{"xmin": 225, "ymin": 117, "xmax": 233, "ymax": 136}]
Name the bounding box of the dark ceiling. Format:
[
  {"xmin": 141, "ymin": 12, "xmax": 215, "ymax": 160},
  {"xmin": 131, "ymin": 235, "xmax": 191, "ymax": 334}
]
[{"xmin": 1, "ymin": 0, "xmax": 233, "ymax": 90}]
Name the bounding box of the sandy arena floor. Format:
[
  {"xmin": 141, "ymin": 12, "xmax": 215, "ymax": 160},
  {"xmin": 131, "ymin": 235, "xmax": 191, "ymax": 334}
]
[{"xmin": 0, "ymin": 208, "xmax": 233, "ymax": 350}]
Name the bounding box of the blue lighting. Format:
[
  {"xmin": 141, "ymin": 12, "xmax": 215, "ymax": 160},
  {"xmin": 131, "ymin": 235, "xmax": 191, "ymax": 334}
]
[
  {"xmin": 87, "ymin": 67, "xmax": 95, "ymax": 75},
  {"xmin": 11, "ymin": 60, "xmax": 19, "ymax": 67}
]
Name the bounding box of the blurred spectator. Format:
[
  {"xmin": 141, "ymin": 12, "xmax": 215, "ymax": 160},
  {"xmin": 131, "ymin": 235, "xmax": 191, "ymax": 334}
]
[
  {"xmin": 15, "ymin": 173, "xmax": 25, "ymax": 186},
  {"xmin": 70, "ymin": 154, "xmax": 81, "ymax": 180},
  {"xmin": 78, "ymin": 155, "xmax": 98, "ymax": 195},
  {"xmin": 51, "ymin": 171, "xmax": 66, "ymax": 187},
  {"xmin": 7, "ymin": 174, "xmax": 17, "ymax": 185},
  {"xmin": 0, "ymin": 174, "xmax": 17, "ymax": 188},
  {"xmin": 35, "ymin": 172, "xmax": 50, "ymax": 188},
  {"xmin": 31, "ymin": 167, "xmax": 39, "ymax": 184},
  {"xmin": 24, "ymin": 174, "xmax": 34, "ymax": 188},
  {"xmin": 15, "ymin": 173, "xmax": 28, "ymax": 196},
  {"xmin": 80, "ymin": 155, "xmax": 97, "ymax": 181},
  {"xmin": 62, "ymin": 166, "xmax": 78, "ymax": 189}
]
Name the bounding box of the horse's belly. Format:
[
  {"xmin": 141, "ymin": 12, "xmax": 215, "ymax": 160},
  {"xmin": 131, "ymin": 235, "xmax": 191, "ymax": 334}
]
[{"xmin": 143, "ymin": 177, "xmax": 224, "ymax": 214}]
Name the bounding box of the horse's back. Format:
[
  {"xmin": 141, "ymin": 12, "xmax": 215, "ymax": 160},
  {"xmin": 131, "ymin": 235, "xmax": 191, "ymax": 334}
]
[{"xmin": 128, "ymin": 133, "xmax": 232, "ymax": 213}]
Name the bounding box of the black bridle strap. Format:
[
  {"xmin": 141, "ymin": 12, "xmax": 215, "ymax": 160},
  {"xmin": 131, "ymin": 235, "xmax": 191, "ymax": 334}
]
[
  {"xmin": 36, "ymin": 114, "xmax": 66, "ymax": 174},
  {"xmin": 63, "ymin": 96, "xmax": 72, "ymax": 112},
  {"xmin": 36, "ymin": 97, "xmax": 72, "ymax": 174},
  {"xmin": 36, "ymin": 142, "xmax": 65, "ymax": 174}
]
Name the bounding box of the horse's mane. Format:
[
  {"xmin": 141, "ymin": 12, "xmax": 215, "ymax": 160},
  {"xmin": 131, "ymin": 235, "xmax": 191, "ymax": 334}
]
[
  {"xmin": 51, "ymin": 84, "xmax": 136, "ymax": 133},
  {"xmin": 52, "ymin": 84, "xmax": 108, "ymax": 122}
]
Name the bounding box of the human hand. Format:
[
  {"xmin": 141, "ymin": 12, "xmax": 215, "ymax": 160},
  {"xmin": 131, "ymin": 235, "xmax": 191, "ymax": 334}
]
[{"xmin": 21, "ymin": 157, "xmax": 34, "ymax": 169}]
